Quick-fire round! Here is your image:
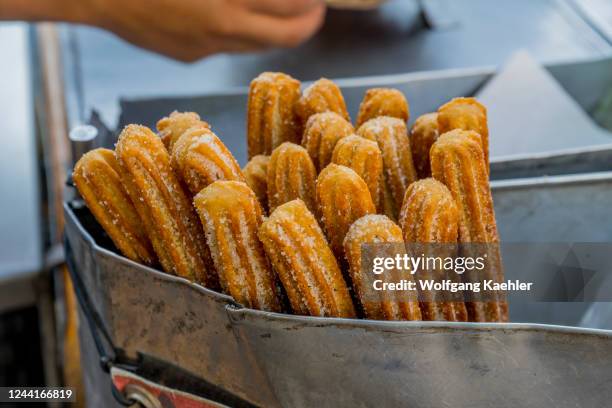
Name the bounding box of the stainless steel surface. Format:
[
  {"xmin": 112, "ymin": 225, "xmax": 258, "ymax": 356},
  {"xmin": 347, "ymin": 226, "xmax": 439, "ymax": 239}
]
[
  {"xmin": 65, "ymin": 168, "xmax": 612, "ymax": 407},
  {"xmin": 117, "ymin": 56, "xmax": 612, "ymax": 169},
  {"xmin": 490, "ymin": 144, "xmax": 612, "ymax": 180},
  {"xmin": 0, "ymin": 23, "xmax": 42, "ymax": 310},
  {"xmin": 60, "ymin": 0, "xmax": 611, "ymax": 128}
]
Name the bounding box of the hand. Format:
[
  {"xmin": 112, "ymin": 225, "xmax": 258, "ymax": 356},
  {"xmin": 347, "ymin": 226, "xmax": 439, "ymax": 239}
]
[{"xmin": 87, "ymin": 0, "xmax": 327, "ymax": 61}]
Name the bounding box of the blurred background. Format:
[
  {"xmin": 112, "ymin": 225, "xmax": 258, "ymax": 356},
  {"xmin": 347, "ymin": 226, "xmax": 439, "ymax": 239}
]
[{"xmin": 0, "ymin": 0, "xmax": 611, "ymax": 406}]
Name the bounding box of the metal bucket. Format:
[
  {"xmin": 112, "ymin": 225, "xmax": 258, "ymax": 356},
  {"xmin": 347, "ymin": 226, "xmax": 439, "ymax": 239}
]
[{"xmin": 64, "ymin": 170, "xmax": 612, "ymax": 407}]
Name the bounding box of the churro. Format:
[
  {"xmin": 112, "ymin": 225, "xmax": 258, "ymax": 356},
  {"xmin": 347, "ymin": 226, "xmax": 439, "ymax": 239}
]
[
  {"xmin": 430, "ymin": 130, "xmax": 507, "ymax": 322},
  {"xmin": 296, "ymin": 78, "xmax": 350, "ymax": 126},
  {"xmin": 115, "ymin": 125, "xmax": 216, "ymax": 287},
  {"xmin": 267, "ymin": 142, "xmax": 317, "ymax": 213},
  {"xmin": 194, "ymin": 181, "xmax": 281, "ymax": 312},
  {"xmin": 316, "ymin": 164, "xmax": 376, "ymax": 258},
  {"xmin": 358, "ymin": 117, "xmax": 417, "ymax": 218},
  {"xmin": 73, "ymin": 148, "xmax": 155, "ymax": 265},
  {"xmin": 437, "ymin": 97, "xmax": 489, "ymax": 168},
  {"xmin": 331, "ymin": 134, "xmax": 384, "ymax": 212},
  {"xmin": 301, "ymin": 112, "xmax": 354, "ymax": 172},
  {"xmin": 344, "ymin": 214, "xmax": 422, "ymax": 320},
  {"xmin": 156, "ymin": 111, "xmax": 209, "ymax": 152},
  {"xmin": 259, "ymin": 200, "xmax": 356, "ymax": 317},
  {"xmin": 172, "ymin": 126, "xmax": 245, "ymax": 196},
  {"xmin": 247, "ymin": 72, "xmax": 301, "ymax": 159},
  {"xmin": 356, "ymin": 88, "xmax": 409, "ymax": 127},
  {"xmin": 399, "ymin": 178, "xmax": 468, "ymax": 322}
]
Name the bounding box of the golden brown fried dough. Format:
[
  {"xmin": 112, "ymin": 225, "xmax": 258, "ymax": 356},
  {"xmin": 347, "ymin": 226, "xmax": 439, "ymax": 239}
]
[
  {"xmin": 296, "ymin": 78, "xmax": 350, "ymax": 126},
  {"xmin": 115, "ymin": 125, "xmax": 216, "ymax": 287},
  {"xmin": 73, "ymin": 148, "xmax": 155, "ymax": 265},
  {"xmin": 259, "ymin": 200, "xmax": 356, "ymax": 317},
  {"xmin": 156, "ymin": 111, "xmax": 209, "ymax": 152},
  {"xmin": 332, "ymin": 134, "xmax": 384, "ymax": 212},
  {"xmin": 358, "ymin": 117, "xmax": 417, "ymax": 219},
  {"xmin": 247, "ymin": 72, "xmax": 302, "ymax": 159},
  {"xmin": 437, "ymin": 97, "xmax": 489, "ymax": 169},
  {"xmin": 172, "ymin": 126, "xmax": 245, "ymax": 196},
  {"xmin": 267, "ymin": 142, "xmax": 317, "ymax": 213},
  {"xmin": 243, "ymin": 155, "xmax": 270, "ymax": 212},
  {"xmin": 301, "ymin": 112, "xmax": 354, "ymax": 172},
  {"xmin": 344, "ymin": 214, "xmax": 422, "ymax": 321},
  {"xmin": 194, "ymin": 181, "xmax": 281, "ymax": 312},
  {"xmin": 399, "ymin": 178, "xmax": 468, "ymax": 322},
  {"xmin": 410, "ymin": 113, "xmax": 439, "ymax": 179},
  {"xmin": 356, "ymin": 88, "xmax": 409, "ymax": 127},
  {"xmin": 316, "ymin": 164, "xmax": 376, "ymax": 258},
  {"xmin": 430, "ymin": 130, "xmax": 507, "ymax": 322}
]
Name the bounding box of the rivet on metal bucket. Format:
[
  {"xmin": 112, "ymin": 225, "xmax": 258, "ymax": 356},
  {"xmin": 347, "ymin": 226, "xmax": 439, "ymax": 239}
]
[{"xmin": 69, "ymin": 125, "xmax": 98, "ymax": 166}]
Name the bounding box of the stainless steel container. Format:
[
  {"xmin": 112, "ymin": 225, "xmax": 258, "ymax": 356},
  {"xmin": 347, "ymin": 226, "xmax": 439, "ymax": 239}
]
[{"xmin": 64, "ymin": 169, "xmax": 612, "ymax": 408}]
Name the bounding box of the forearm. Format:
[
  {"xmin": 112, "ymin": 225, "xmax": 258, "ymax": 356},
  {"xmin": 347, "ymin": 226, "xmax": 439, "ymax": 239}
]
[{"xmin": 0, "ymin": 0, "xmax": 93, "ymax": 23}]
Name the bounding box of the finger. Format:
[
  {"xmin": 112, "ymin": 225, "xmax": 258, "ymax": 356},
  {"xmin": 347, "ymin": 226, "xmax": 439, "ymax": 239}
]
[
  {"xmin": 241, "ymin": 0, "xmax": 324, "ymax": 17},
  {"xmin": 230, "ymin": 3, "xmax": 326, "ymax": 48}
]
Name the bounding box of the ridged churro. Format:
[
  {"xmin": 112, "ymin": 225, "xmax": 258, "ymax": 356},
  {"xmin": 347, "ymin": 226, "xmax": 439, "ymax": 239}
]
[
  {"xmin": 172, "ymin": 126, "xmax": 245, "ymax": 196},
  {"xmin": 430, "ymin": 130, "xmax": 507, "ymax": 322},
  {"xmin": 316, "ymin": 164, "xmax": 376, "ymax": 258},
  {"xmin": 115, "ymin": 125, "xmax": 216, "ymax": 287},
  {"xmin": 301, "ymin": 112, "xmax": 354, "ymax": 172},
  {"xmin": 296, "ymin": 78, "xmax": 350, "ymax": 126},
  {"xmin": 399, "ymin": 178, "xmax": 468, "ymax": 322},
  {"xmin": 437, "ymin": 97, "xmax": 489, "ymax": 168},
  {"xmin": 358, "ymin": 117, "xmax": 417, "ymax": 218},
  {"xmin": 331, "ymin": 134, "xmax": 384, "ymax": 212},
  {"xmin": 344, "ymin": 215, "xmax": 422, "ymax": 321},
  {"xmin": 194, "ymin": 181, "xmax": 281, "ymax": 312},
  {"xmin": 242, "ymin": 155, "xmax": 270, "ymax": 212},
  {"xmin": 356, "ymin": 88, "xmax": 409, "ymax": 127},
  {"xmin": 156, "ymin": 111, "xmax": 209, "ymax": 152},
  {"xmin": 247, "ymin": 72, "xmax": 301, "ymax": 159},
  {"xmin": 410, "ymin": 113, "xmax": 439, "ymax": 179},
  {"xmin": 259, "ymin": 200, "xmax": 356, "ymax": 317},
  {"xmin": 267, "ymin": 142, "xmax": 317, "ymax": 213},
  {"xmin": 73, "ymin": 148, "xmax": 156, "ymax": 265}
]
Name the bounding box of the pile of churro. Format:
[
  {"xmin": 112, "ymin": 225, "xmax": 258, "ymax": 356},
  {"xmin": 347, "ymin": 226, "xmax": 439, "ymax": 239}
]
[{"xmin": 73, "ymin": 72, "xmax": 507, "ymax": 323}]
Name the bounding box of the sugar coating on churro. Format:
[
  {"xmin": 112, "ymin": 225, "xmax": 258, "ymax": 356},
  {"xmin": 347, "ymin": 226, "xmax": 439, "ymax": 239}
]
[
  {"xmin": 437, "ymin": 97, "xmax": 489, "ymax": 169},
  {"xmin": 302, "ymin": 111, "xmax": 354, "ymax": 172},
  {"xmin": 156, "ymin": 111, "xmax": 209, "ymax": 153},
  {"xmin": 296, "ymin": 78, "xmax": 350, "ymax": 126},
  {"xmin": 259, "ymin": 199, "xmax": 356, "ymax": 318},
  {"xmin": 194, "ymin": 181, "xmax": 281, "ymax": 312},
  {"xmin": 172, "ymin": 126, "xmax": 245, "ymax": 196},
  {"xmin": 399, "ymin": 178, "xmax": 468, "ymax": 322},
  {"xmin": 356, "ymin": 88, "xmax": 410, "ymax": 127},
  {"xmin": 430, "ymin": 130, "xmax": 507, "ymax": 322},
  {"xmin": 332, "ymin": 134, "xmax": 384, "ymax": 213},
  {"xmin": 73, "ymin": 148, "xmax": 156, "ymax": 265},
  {"xmin": 344, "ymin": 214, "xmax": 422, "ymax": 321},
  {"xmin": 267, "ymin": 142, "xmax": 317, "ymax": 213},
  {"xmin": 115, "ymin": 124, "xmax": 216, "ymax": 287},
  {"xmin": 247, "ymin": 72, "xmax": 302, "ymax": 159},
  {"xmin": 316, "ymin": 164, "xmax": 376, "ymax": 258},
  {"xmin": 357, "ymin": 116, "xmax": 417, "ymax": 219}
]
